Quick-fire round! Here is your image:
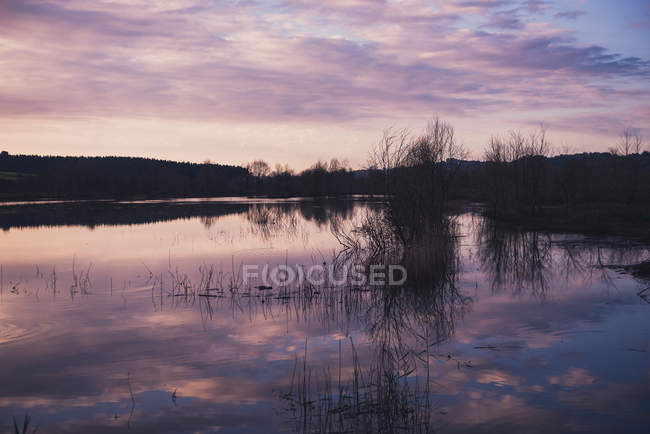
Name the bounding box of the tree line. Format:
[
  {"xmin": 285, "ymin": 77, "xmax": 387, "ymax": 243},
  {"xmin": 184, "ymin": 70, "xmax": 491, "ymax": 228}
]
[
  {"xmin": 0, "ymin": 152, "xmax": 369, "ymax": 200},
  {"xmin": 0, "ymin": 152, "xmax": 248, "ymax": 200},
  {"xmin": 1, "ymin": 122, "xmax": 648, "ymax": 233}
]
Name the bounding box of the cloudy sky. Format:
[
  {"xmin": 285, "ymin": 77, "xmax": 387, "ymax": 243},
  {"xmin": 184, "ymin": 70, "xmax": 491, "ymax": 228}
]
[{"xmin": 0, "ymin": 0, "xmax": 648, "ymax": 168}]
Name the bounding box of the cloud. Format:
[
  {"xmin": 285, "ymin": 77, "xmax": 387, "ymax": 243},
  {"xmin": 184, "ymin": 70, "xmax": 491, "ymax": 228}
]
[
  {"xmin": 522, "ymin": 0, "xmax": 550, "ymax": 14},
  {"xmin": 447, "ymin": 0, "xmax": 512, "ymax": 13},
  {"xmin": 554, "ymin": 10, "xmax": 587, "ymax": 20},
  {"xmin": 548, "ymin": 368, "xmax": 595, "ymax": 387},
  {"xmin": 486, "ymin": 9, "xmax": 526, "ymax": 29},
  {"xmin": 490, "ymin": 35, "xmax": 650, "ymax": 75},
  {"xmin": 0, "ymin": 0, "xmax": 648, "ymax": 161}
]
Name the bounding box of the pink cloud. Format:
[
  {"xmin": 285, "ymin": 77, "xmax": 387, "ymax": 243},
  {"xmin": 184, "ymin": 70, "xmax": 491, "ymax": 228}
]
[{"xmin": 0, "ymin": 0, "xmax": 648, "ymax": 162}]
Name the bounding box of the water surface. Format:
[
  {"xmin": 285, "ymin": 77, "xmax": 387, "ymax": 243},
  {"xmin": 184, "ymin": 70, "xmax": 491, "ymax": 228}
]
[{"xmin": 0, "ymin": 198, "xmax": 648, "ymax": 433}]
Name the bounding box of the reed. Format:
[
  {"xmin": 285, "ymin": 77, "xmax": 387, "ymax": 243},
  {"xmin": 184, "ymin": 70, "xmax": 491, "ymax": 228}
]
[{"xmin": 12, "ymin": 414, "xmax": 39, "ymax": 434}]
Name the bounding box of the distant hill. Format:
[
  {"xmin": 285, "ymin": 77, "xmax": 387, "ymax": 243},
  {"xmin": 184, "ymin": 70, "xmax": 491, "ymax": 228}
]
[{"xmin": 0, "ymin": 152, "xmax": 249, "ymax": 200}]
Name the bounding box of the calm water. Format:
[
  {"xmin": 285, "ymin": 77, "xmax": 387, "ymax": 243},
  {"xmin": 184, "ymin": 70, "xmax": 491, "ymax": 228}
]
[{"xmin": 0, "ymin": 198, "xmax": 648, "ymax": 433}]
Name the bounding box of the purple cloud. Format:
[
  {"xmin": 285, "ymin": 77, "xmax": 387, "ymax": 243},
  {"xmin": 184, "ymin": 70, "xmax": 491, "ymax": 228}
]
[
  {"xmin": 554, "ymin": 10, "xmax": 587, "ymax": 20},
  {"xmin": 0, "ymin": 0, "xmax": 648, "ymax": 161},
  {"xmin": 522, "ymin": 0, "xmax": 550, "ymax": 14},
  {"xmin": 486, "ymin": 9, "xmax": 526, "ymax": 29}
]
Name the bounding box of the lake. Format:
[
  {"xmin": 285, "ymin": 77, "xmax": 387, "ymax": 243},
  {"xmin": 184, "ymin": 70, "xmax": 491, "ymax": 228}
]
[{"xmin": 0, "ymin": 198, "xmax": 648, "ymax": 433}]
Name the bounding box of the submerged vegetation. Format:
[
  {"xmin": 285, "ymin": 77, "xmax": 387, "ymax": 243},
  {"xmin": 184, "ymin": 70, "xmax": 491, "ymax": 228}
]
[
  {"xmin": 12, "ymin": 414, "xmax": 38, "ymax": 434},
  {"xmin": 280, "ymin": 337, "xmax": 439, "ymax": 434},
  {"xmin": 333, "ymin": 118, "xmax": 465, "ymax": 286}
]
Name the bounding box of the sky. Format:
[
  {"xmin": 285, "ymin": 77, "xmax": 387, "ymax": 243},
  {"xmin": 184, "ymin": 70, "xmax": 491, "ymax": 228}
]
[{"xmin": 0, "ymin": 0, "xmax": 648, "ymax": 169}]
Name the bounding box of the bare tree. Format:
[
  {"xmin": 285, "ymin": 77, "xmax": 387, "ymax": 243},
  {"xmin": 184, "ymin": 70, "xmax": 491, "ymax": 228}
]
[
  {"xmin": 366, "ymin": 118, "xmax": 466, "ymax": 246},
  {"xmin": 367, "ymin": 127, "xmax": 410, "ymax": 196},
  {"xmin": 611, "ymin": 128, "xmax": 645, "ymax": 204},
  {"xmin": 272, "ymin": 163, "xmax": 294, "ymax": 176},
  {"xmin": 401, "ymin": 118, "xmax": 467, "ymax": 221},
  {"xmin": 246, "ymin": 160, "xmax": 270, "ymax": 178},
  {"xmin": 615, "ymin": 128, "xmax": 644, "ymax": 156},
  {"xmin": 328, "ymin": 158, "xmax": 350, "ymax": 172},
  {"xmin": 483, "ymin": 125, "xmax": 551, "ymax": 216}
]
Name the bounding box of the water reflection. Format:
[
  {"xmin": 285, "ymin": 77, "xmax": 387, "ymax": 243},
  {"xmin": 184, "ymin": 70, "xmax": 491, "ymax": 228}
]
[
  {"xmin": 474, "ymin": 217, "xmax": 552, "ymax": 296},
  {"xmin": 0, "ymin": 200, "xmax": 648, "ymax": 433},
  {"xmin": 0, "ymin": 197, "xmax": 362, "ymax": 231},
  {"xmin": 474, "ymin": 214, "xmax": 650, "ymax": 297}
]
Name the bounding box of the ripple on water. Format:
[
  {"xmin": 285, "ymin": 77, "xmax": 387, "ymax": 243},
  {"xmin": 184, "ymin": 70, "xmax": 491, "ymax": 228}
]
[{"xmin": 0, "ymin": 319, "xmax": 56, "ymax": 347}]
